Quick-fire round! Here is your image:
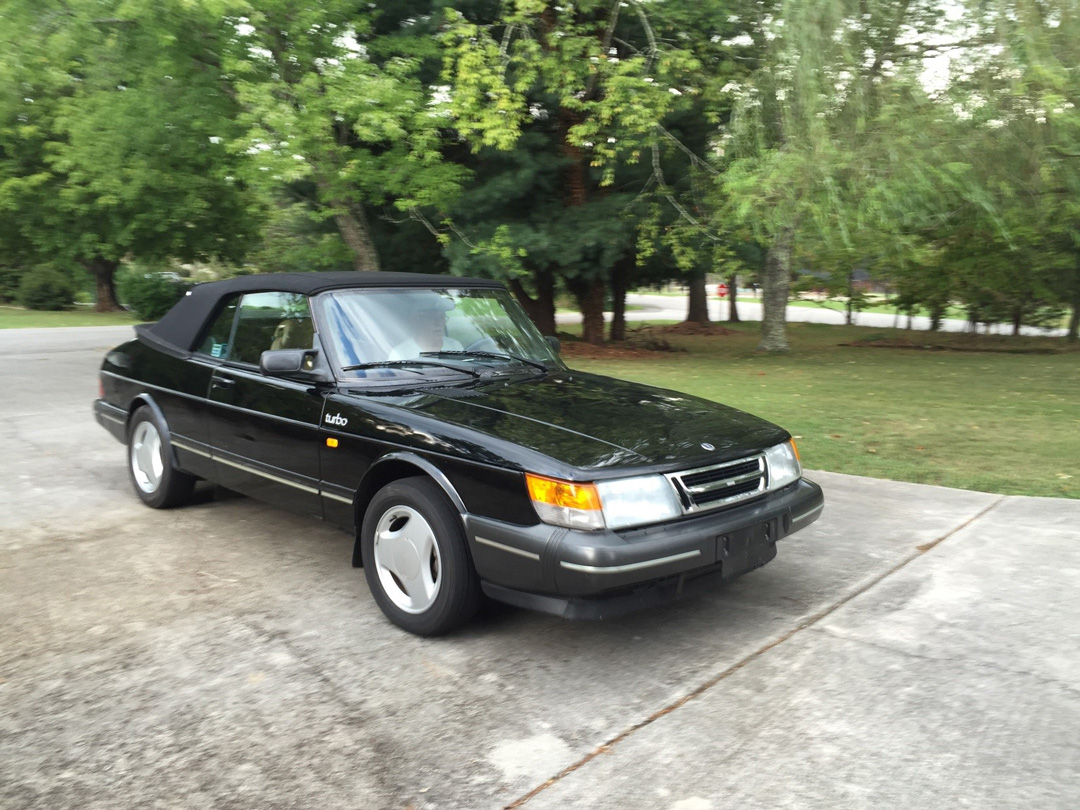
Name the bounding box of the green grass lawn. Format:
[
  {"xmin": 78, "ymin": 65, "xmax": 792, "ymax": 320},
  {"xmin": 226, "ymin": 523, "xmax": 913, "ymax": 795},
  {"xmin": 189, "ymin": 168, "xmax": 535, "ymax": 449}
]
[
  {"xmin": 0, "ymin": 306, "xmax": 140, "ymax": 328},
  {"xmin": 564, "ymin": 322, "xmax": 1080, "ymax": 499}
]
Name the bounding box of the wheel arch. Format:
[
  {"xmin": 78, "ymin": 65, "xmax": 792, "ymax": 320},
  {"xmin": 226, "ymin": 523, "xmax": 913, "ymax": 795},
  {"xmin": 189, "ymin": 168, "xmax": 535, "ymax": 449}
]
[
  {"xmin": 351, "ymin": 451, "xmax": 467, "ymax": 568},
  {"xmin": 126, "ymin": 393, "xmax": 168, "ymax": 437},
  {"xmin": 126, "ymin": 394, "xmax": 190, "ymax": 474}
]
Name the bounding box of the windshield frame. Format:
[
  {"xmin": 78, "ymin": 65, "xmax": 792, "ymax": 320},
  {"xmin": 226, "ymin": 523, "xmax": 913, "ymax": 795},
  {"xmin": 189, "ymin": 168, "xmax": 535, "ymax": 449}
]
[{"xmin": 313, "ymin": 285, "xmax": 566, "ymax": 387}]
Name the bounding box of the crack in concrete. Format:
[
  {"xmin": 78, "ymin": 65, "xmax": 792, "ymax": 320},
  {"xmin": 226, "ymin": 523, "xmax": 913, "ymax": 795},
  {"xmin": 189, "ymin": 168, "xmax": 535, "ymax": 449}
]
[{"xmin": 503, "ymin": 495, "xmax": 1008, "ymax": 809}]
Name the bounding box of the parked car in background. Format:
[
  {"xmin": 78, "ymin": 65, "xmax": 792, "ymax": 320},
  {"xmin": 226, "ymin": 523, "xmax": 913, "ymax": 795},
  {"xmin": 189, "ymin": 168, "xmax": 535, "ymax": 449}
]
[{"xmin": 95, "ymin": 272, "xmax": 824, "ymax": 634}]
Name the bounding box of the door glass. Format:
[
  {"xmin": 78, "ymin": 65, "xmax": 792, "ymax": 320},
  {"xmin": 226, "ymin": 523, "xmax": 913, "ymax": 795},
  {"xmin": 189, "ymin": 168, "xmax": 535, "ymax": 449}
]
[{"xmin": 230, "ymin": 292, "xmax": 313, "ymax": 365}]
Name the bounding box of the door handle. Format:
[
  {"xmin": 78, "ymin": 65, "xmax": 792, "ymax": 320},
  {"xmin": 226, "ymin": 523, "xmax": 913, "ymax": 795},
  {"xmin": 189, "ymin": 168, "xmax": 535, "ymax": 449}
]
[{"xmin": 210, "ymin": 377, "xmax": 236, "ymax": 390}]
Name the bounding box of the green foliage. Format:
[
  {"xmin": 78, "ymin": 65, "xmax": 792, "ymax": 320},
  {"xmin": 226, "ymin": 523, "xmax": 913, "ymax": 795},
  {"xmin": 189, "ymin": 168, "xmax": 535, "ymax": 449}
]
[
  {"xmin": 0, "ymin": 266, "xmax": 25, "ymax": 304},
  {"xmin": 437, "ymin": 1, "xmax": 729, "ymax": 340},
  {"xmin": 225, "ymin": 1, "xmax": 469, "ymax": 271},
  {"xmin": 1, "ymin": 0, "xmax": 1079, "ymax": 341},
  {"xmin": 247, "ymin": 198, "xmax": 356, "ymax": 274},
  {"xmin": 0, "ymin": 0, "xmax": 260, "ymax": 307},
  {"xmin": 17, "ymin": 268, "xmax": 74, "ymax": 311},
  {"xmin": 115, "ymin": 267, "xmax": 192, "ymax": 321}
]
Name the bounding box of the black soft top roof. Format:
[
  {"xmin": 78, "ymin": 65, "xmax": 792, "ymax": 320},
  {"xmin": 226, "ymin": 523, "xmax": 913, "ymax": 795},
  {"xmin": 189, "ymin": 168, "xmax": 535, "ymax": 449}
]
[{"xmin": 136, "ymin": 271, "xmax": 504, "ymax": 356}]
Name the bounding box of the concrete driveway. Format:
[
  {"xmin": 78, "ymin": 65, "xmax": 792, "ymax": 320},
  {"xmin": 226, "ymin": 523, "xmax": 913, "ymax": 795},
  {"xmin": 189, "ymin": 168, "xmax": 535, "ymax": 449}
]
[{"xmin": 1, "ymin": 326, "xmax": 1077, "ymax": 810}]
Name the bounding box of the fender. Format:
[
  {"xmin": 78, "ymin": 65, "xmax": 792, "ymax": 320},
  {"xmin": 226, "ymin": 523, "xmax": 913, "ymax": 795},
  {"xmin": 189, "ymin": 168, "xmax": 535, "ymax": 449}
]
[
  {"xmin": 350, "ymin": 450, "xmax": 469, "ymax": 567},
  {"xmin": 125, "ymin": 393, "xmax": 192, "ymax": 474},
  {"xmin": 365, "ymin": 451, "xmax": 468, "ymax": 515},
  {"xmin": 127, "ymin": 393, "xmax": 169, "ymax": 438}
]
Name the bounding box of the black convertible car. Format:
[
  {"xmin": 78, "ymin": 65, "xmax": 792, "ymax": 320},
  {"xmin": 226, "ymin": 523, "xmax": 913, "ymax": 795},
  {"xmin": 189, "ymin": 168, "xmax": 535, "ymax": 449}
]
[{"xmin": 95, "ymin": 272, "xmax": 823, "ymax": 634}]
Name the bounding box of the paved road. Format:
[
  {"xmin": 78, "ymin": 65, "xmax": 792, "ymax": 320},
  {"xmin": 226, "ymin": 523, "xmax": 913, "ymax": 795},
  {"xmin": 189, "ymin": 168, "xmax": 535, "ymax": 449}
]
[
  {"xmin": 556, "ymin": 293, "xmax": 1069, "ymax": 337},
  {"xmin": 2, "ymin": 326, "xmax": 1077, "ymax": 810}
]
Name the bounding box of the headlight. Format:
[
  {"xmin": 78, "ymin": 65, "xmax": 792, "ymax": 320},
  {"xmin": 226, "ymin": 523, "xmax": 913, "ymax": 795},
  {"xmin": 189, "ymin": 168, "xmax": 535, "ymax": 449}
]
[
  {"xmin": 764, "ymin": 440, "xmax": 802, "ymax": 491},
  {"xmin": 596, "ymin": 475, "xmax": 683, "ymax": 531},
  {"xmin": 526, "ymin": 472, "xmax": 683, "ymax": 532}
]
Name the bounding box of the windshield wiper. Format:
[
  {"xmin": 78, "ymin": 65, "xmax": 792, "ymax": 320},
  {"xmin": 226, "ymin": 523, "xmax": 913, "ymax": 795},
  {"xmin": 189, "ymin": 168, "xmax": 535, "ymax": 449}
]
[
  {"xmin": 340, "ymin": 359, "xmax": 481, "ymax": 379},
  {"xmin": 420, "ymin": 350, "xmax": 548, "ymax": 374}
]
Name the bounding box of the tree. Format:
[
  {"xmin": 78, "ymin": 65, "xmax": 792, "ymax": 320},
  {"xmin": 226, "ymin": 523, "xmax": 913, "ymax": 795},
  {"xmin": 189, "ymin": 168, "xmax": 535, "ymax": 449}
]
[
  {"xmin": 0, "ymin": 1, "xmax": 257, "ymax": 309},
  {"xmin": 946, "ymin": 0, "xmax": 1080, "ymax": 340},
  {"xmin": 225, "ymin": 1, "xmax": 468, "ymax": 273},
  {"xmin": 719, "ymin": 0, "xmax": 953, "ymax": 351},
  {"xmin": 442, "ymin": 0, "xmax": 699, "ymax": 343}
]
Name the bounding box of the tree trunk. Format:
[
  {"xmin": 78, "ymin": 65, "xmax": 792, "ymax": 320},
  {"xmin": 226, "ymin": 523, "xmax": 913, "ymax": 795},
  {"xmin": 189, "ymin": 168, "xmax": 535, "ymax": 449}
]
[
  {"xmin": 332, "ymin": 203, "xmax": 380, "ymax": 272},
  {"xmin": 685, "ymin": 271, "xmax": 710, "ymax": 324},
  {"xmin": 555, "ymin": 105, "xmax": 606, "ymax": 346},
  {"xmin": 510, "ymin": 271, "xmax": 556, "ymax": 336},
  {"xmin": 86, "ymin": 257, "xmax": 121, "ymax": 312},
  {"xmin": 572, "ymin": 278, "xmax": 606, "ymax": 346},
  {"xmin": 929, "ymin": 304, "xmax": 943, "ymax": 331},
  {"xmin": 609, "ymin": 255, "xmax": 630, "ymax": 342},
  {"xmin": 845, "ymin": 271, "xmax": 854, "ymax": 325},
  {"xmin": 318, "ymin": 180, "xmax": 380, "ymax": 271},
  {"xmin": 1011, "ymin": 307, "xmax": 1022, "ymax": 336},
  {"xmin": 1067, "ymin": 258, "xmax": 1079, "ymax": 343},
  {"xmin": 728, "ymin": 271, "xmax": 740, "ymax": 323},
  {"xmin": 759, "ymin": 229, "xmax": 793, "ymax": 352}
]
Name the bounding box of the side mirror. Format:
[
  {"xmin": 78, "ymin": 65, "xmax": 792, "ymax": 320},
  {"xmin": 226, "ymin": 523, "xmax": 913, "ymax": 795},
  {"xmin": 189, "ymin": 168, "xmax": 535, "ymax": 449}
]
[
  {"xmin": 545, "ymin": 335, "xmax": 561, "ymax": 355},
  {"xmin": 259, "ymin": 349, "xmax": 329, "ymax": 382}
]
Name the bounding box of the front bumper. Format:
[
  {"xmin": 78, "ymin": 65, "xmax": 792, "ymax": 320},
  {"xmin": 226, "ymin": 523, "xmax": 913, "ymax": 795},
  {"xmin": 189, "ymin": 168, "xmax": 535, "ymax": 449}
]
[{"xmin": 465, "ymin": 477, "xmax": 824, "ymax": 617}]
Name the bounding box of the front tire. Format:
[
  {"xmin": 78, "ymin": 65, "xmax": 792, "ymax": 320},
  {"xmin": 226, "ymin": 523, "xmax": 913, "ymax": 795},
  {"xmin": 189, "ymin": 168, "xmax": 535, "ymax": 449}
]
[
  {"xmin": 361, "ymin": 476, "xmax": 480, "ymax": 635},
  {"xmin": 127, "ymin": 406, "xmax": 195, "ymax": 509}
]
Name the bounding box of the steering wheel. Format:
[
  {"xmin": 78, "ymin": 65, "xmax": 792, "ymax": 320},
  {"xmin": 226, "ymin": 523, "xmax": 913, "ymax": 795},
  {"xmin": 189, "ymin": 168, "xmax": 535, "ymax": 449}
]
[{"xmin": 464, "ymin": 336, "xmax": 499, "ymax": 353}]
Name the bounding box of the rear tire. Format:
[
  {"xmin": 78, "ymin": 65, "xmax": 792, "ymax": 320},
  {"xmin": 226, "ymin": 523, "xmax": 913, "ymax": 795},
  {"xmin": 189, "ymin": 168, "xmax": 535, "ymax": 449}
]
[
  {"xmin": 361, "ymin": 476, "xmax": 480, "ymax": 635},
  {"xmin": 127, "ymin": 406, "xmax": 196, "ymax": 509}
]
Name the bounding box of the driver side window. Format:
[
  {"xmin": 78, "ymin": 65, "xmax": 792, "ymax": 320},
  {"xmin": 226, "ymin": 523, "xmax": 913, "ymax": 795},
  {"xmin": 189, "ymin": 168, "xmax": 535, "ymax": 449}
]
[
  {"xmin": 231, "ymin": 292, "xmax": 313, "ymax": 365},
  {"xmin": 195, "ymin": 292, "xmax": 313, "ymax": 364}
]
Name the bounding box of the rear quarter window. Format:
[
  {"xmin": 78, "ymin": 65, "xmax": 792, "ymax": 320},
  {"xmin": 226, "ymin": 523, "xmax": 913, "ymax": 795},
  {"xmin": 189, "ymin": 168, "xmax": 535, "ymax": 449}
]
[{"xmin": 196, "ymin": 297, "xmax": 240, "ymax": 358}]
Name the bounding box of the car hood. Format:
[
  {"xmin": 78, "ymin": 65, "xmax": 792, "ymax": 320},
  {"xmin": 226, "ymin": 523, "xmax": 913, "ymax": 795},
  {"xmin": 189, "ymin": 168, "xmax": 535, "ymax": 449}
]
[{"xmin": 359, "ymin": 370, "xmax": 789, "ymax": 474}]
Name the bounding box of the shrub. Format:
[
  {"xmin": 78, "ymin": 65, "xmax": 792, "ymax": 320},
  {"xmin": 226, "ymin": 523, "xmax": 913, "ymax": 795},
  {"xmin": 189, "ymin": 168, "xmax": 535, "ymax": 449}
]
[
  {"xmin": 17, "ymin": 269, "xmax": 75, "ymax": 311},
  {"xmin": 117, "ymin": 268, "xmax": 192, "ymax": 320},
  {"xmin": 0, "ymin": 266, "xmax": 26, "ymax": 304}
]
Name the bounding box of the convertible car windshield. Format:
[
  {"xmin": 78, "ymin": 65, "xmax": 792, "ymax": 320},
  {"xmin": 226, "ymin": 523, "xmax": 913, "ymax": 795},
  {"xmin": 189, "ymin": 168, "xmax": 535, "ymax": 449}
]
[{"xmin": 320, "ymin": 287, "xmax": 561, "ymax": 380}]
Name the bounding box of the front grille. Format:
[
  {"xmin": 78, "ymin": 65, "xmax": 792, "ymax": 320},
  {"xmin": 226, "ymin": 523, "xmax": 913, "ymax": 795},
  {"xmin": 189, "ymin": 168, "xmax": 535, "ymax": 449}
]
[{"xmin": 667, "ymin": 454, "xmax": 767, "ymax": 513}]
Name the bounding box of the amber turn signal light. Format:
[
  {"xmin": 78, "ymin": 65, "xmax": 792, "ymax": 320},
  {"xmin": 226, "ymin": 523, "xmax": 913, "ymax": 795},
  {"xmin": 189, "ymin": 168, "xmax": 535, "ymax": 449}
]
[{"xmin": 525, "ymin": 474, "xmax": 601, "ymax": 511}]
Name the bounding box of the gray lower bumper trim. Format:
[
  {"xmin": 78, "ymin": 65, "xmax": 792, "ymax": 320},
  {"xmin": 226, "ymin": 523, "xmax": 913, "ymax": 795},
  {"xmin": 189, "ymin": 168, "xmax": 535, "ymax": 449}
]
[
  {"xmin": 559, "ymin": 548, "xmax": 702, "ymax": 575},
  {"xmin": 792, "ymin": 501, "xmax": 824, "ymax": 523},
  {"xmin": 475, "ymin": 535, "xmax": 541, "ymax": 561}
]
